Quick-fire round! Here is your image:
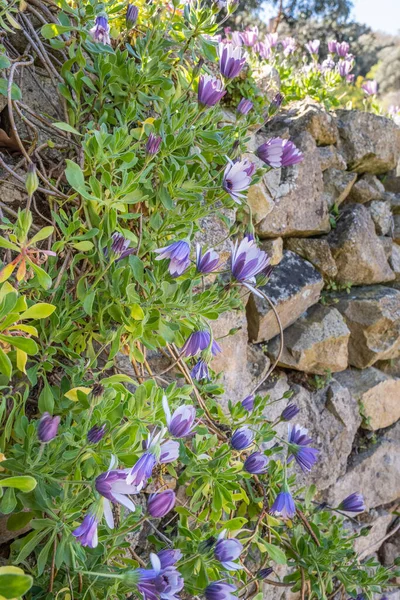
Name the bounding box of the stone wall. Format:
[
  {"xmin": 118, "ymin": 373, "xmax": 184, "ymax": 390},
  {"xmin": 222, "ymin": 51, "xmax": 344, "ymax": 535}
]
[{"xmin": 211, "ymin": 100, "xmax": 400, "ymax": 598}]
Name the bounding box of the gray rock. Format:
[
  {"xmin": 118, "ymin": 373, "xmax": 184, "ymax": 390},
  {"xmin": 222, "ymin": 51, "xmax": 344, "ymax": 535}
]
[
  {"xmin": 337, "ymin": 110, "xmax": 400, "ymax": 174},
  {"xmin": 322, "ymin": 169, "xmax": 357, "ymax": 208},
  {"xmin": 380, "ymin": 236, "xmax": 393, "ymax": 260},
  {"xmin": 390, "ymin": 241, "xmax": 400, "ymax": 280},
  {"xmin": 327, "ymin": 204, "xmax": 394, "ymax": 285},
  {"xmin": 380, "ymin": 529, "xmax": 400, "ymax": 567},
  {"xmin": 387, "ymin": 192, "xmax": 400, "ymax": 214},
  {"xmin": 318, "ymin": 145, "xmax": 347, "ymax": 171},
  {"xmin": 353, "ymin": 510, "xmax": 393, "ymax": 557},
  {"xmin": 347, "ymin": 174, "xmax": 386, "ymax": 204},
  {"xmin": 267, "ymin": 304, "xmax": 350, "ymax": 374},
  {"xmin": 335, "ymin": 367, "xmax": 400, "ymax": 431},
  {"xmin": 383, "ymin": 175, "xmax": 400, "ymax": 193},
  {"xmin": 255, "ymin": 132, "xmax": 330, "ymax": 238},
  {"xmin": 367, "ymin": 200, "xmax": 393, "ymax": 236},
  {"xmin": 325, "ymin": 421, "xmax": 400, "ymax": 510},
  {"xmin": 211, "ymin": 310, "xmax": 270, "ymax": 405},
  {"xmin": 285, "ymin": 237, "xmax": 338, "ymax": 279},
  {"xmin": 260, "ymin": 238, "xmax": 283, "ymax": 265},
  {"xmin": 331, "ymin": 286, "xmax": 400, "ymax": 368},
  {"xmin": 247, "ymin": 251, "xmax": 324, "ymax": 343},
  {"xmin": 393, "ymin": 215, "xmax": 400, "ymax": 244}
]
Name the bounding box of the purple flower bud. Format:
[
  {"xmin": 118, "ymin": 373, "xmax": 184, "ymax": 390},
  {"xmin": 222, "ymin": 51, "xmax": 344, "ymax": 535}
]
[
  {"xmin": 230, "ymin": 237, "xmax": 270, "ymax": 283},
  {"xmin": 215, "ymin": 538, "xmax": 243, "ymax": 570},
  {"xmin": 244, "ymin": 451, "xmax": 269, "ymax": 474},
  {"xmin": 205, "ymin": 581, "xmax": 238, "ymax": 600},
  {"xmin": 254, "ymin": 41, "xmax": 271, "ymax": 60},
  {"xmin": 155, "ymin": 240, "xmax": 190, "ymax": 277},
  {"xmin": 230, "ymin": 31, "xmax": 243, "ymax": 47},
  {"xmin": 157, "ymin": 548, "xmax": 183, "ymax": 568},
  {"xmin": 190, "ymin": 359, "xmax": 210, "ymax": 381},
  {"xmin": 108, "ymin": 232, "xmax": 135, "ymax": 261},
  {"xmin": 219, "ymin": 42, "xmax": 246, "ymax": 79},
  {"xmin": 328, "ymin": 40, "xmax": 337, "ymax": 54},
  {"xmin": 198, "ymin": 74, "xmax": 226, "ymax": 107},
  {"xmin": 266, "ymin": 32, "xmax": 278, "ymax": 47},
  {"xmin": 231, "ymin": 426, "xmax": 255, "ymax": 450},
  {"xmin": 241, "ymin": 394, "xmax": 254, "ymax": 411},
  {"xmin": 181, "ymin": 330, "xmax": 221, "ymax": 357},
  {"xmin": 337, "ymin": 59, "xmax": 354, "ymax": 77},
  {"xmin": 126, "ymin": 4, "xmax": 138, "ymax": 28},
  {"xmin": 338, "ymin": 493, "xmax": 365, "ymax": 513},
  {"xmin": 257, "ymin": 138, "xmax": 303, "ymax": 168},
  {"xmin": 280, "ymin": 404, "xmax": 299, "ymax": 422},
  {"xmin": 126, "ymin": 452, "xmax": 157, "ymax": 487},
  {"xmin": 287, "ymin": 424, "xmax": 319, "ymax": 473},
  {"xmin": 270, "ymin": 484, "xmax": 296, "ymax": 519},
  {"xmin": 87, "ymin": 423, "xmax": 106, "ymax": 444},
  {"xmin": 268, "ymin": 92, "xmax": 284, "ymax": 116},
  {"xmin": 160, "ymin": 439, "xmax": 180, "ymax": 463},
  {"xmin": 223, "ymin": 158, "xmax": 255, "ymax": 203},
  {"xmin": 305, "ymin": 39, "xmax": 320, "ymax": 56},
  {"xmin": 72, "ymin": 511, "xmax": 99, "ymax": 548},
  {"xmin": 37, "ymin": 412, "xmax": 60, "ymax": 443},
  {"xmin": 237, "ymin": 98, "xmax": 253, "ymax": 115},
  {"xmin": 362, "ymin": 80, "xmax": 378, "ymax": 96},
  {"xmin": 148, "ymin": 489, "xmax": 176, "ymax": 517},
  {"xmin": 196, "ymin": 244, "xmax": 220, "ymax": 274},
  {"xmin": 336, "ymin": 41, "xmax": 350, "ymax": 57},
  {"xmin": 258, "ymin": 567, "xmax": 274, "ymax": 578},
  {"xmin": 90, "ymin": 15, "xmax": 111, "ymax": 45},
  {"xmin": 146, "ymin": 133, "xmax": 162, "ymax": 155},
  {"xmin": 241, "ymin": 26, "xmax": 258, "ymax": 47},
  {"xmin": 163, "ymin": 396, "xmax": 196, "ymax": 438}
]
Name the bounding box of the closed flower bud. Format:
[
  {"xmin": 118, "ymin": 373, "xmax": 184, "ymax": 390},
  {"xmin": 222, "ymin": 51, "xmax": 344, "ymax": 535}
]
[
  {"xmin": 244, "ymin": 451, "xmax": 268, "ymax": 474},
  {"xmin": 37, "ymin": 412, "xmax": 60, "ymax": 443},
  {"xmin": 241, "ymin": 394, "xmax": 254, "ymax": 411},
  {"xmin": 87, "ymin": 424, "xmax": 106, "ymax": 444},
  {"xmin": 280, "ymin": 404, "xmax": 299, "ymax": 422},
  {"xmin": 26, "ymin": 163, "xmax": 39, "ymax": 196},
  {"xmin": 205, "ymin": 581, "xmax": 237, "ymax": 600},
  {"xmin": 148, "ymin": 489, "xmax": 176, "ymax": 517},
  {"xmin": 146, "ymin": 133, "xmax": 162, "ymax": 156},
  {"xmin": 126, "ymin": 4, "xmax": 138, "ymax": 28},
  {"xmin": 157, "ymin": 548, "xmax": 182, "ymax": 568},
  {"xmin": 258, "ymin": 567, "xmax": 273, "ymax": 579},
  {"xmin": 231, "ymin": 426, "xmax": 254, "ymax": 450},
  {"xmin": 91, "ymin": 383, "xmax": 105, "ymax": 399}
]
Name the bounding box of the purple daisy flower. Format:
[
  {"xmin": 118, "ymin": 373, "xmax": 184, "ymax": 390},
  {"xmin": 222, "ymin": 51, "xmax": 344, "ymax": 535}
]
[
  {"xmin": 230, "ymin": 31, "xmax": 243, "ymax": 47},
  {"xmin": 362, "ymin": 80, "xmax": 378, "ymax": 96},
  {"xmin": 37, "ymin": 412, "xmax": 60, "ymax": 443},
  {"xmin": 270, "ymin": 484, "xmax": 296, "ymax": 519},
  {"xmin": 219, "ymin": 43, "xmax": 246, "ymax": 79},
  {"xmin": 146, "ymin": 133, "xmax": 162, "ymax": 155},
  {"xmin": 223, "ymin": 158, "xmax": 255, "ymax": 203},
  {"xmin": 198, "ymin": 74, "xmax": 226, "ymax": 107},
  {"xmin": 266, "ymin": 32, "xmax": 278, "ymax": 47},
  {"xmin": 159, "ymin": 440, "xmax": 180, "ymax": 464},
  {"xmin": 338, "ymin": 493, "xmax": 365, "ymax": 513},
  {"xmin": 95, "ymin": 468, "xmax": 138, "ymax": 528},
  {"xmin": 241, "ymin": 394, "xmax": 254, "ymax": 411},
  {"xmin": 215, "ymin": 537, "xmax": 243, "ymax": 571},
  {"xmin": 337, "ymin": 58, "xmax": 354, "ymax": 77},
  {"xmin": 163, "ymin": 396, "xmax": 196, "ymax": 438},
  {"xmin": 241, "ymin": 26, "xmax": 258, "ymax": 47},
  {"xmin": 72, "ymin": 510, "xmax": 99, "ymax": 548},
  {"xmin": 181, "ymin": 330, "xmax": 221, "ymax": 357},
  {"xmin": 287, "ymin": 424, "xmax": 319, "ymax": 473},
  {"xmin": 305, "ymin": 39, "xmax": 320, "ymax": 56},
  {"xmin": 190, "ymin": 359, "xmax": 210, "ymax": 381},
  {"xmin": 205, "ymin": 581, "xmax": 238, "ymax": 600},
  {"xmin": 126, "ymin": 452, "xmax": 157, "ymax": 488},
  {"xmin": 155, "ymin": 240, "xmax": 190, "ymax": 277},
  {"xmin": 196, "ymin": 244, "xmax": 220, "ymax": 274},
  {"xmin": 244, "ymin": 451, "xmax": 269, "ymax": 474},
  {"xmin": 281, "ymin": 37, "xmax": 296, "ymax": 56},
  {"xmin": 328, "ymin": 40, "xmax": 337, "ymax": 53},
  {"xmin": 237, "ymin": 98, "xmax": 253, "ymax": 115},
  {"xmin": 336, "ymin": 41, "xmax": 350, "ymax": 57},
  {"xmin": 231, "ymin": 426, "xmax": 255, "ymax": 450},
  {"xmin": 230, "ymin": 236, "xmax": 270, "ymax": 286},
  {"xmin": 254, "ymin": 41, "xmax": 271, "ymax": 60},
  {"xmin": 107, "ymin": 232, "xmax": 136, "ymax": 261},
  {"xmin": 89, "ymin": 15, "xmax": 111, "ymax": 45},
  {"xmin": 257, "ymin": 138, "xmax": 303, "ymax": 168},
  {"xmin": 148, "ymin": 489, "xmax": 176, "ymax": 518}
]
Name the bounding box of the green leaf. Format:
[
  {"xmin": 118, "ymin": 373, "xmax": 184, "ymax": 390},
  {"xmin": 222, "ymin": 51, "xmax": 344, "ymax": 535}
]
[
  {"xmin": 28, "ymin": 226, "xmax": 54, "ymax": 246},
  {"xmin": 101, "ymin": 374, "xmax": 137, "ymax": 386},
  {"xmin": 0, "ymin": 79, "xmax": 21, "ymax": 101},
  {"xmin": 26, "ymin": 260, "xmax": 52, "ymax": 290},
  {"xmin": 0, "ymin": 236, "xmax": 20, "ymax": 251},
  {"xmin": 264, "ymin": 542, "xmax": 287, "ymax": 564},
  {"xmin": 0, "ymin": 567, "xmax": 33, "ymax": 599},
  {"xmin": 65, "ymin": 159, "xmax": 86, "ymax": 193},
  {"xmin": 41, "ymin": 23, "xmax": 73, "ymax": 39},
  {"xmin": 0, "ymin": 56, "xmax": 11, "ymax": 69},
  {"xmin": 20, "ymin": 303, "xmax": 56, "ymax": 320},
  {"xmin": 0, "ymin": 346, "xmax": 12, "ymax": 380},
  {"xmin": 37, "ymin": 534, "xmax": 55, "ymax": 576},
  {"xmin": 72, "ymin": 240, "xmax": 94, "ymax": 251},
  {"xmin": 83, "ymin": 291, "xmax": 95, "ymax": 316},
  {"xmin": 52, "ymin": 122, "xmax": 82, "ymax": 135},
  {"xmin": 0, "ymin": 476, "xmax": 37, "ymax": 492},
  {"xmin": 6, "ymin": 511, "xmax": 34, "ymax": 532},
  {"xmin": 0, "ymin": 334, "xmax": 38, "ymax": 355},
  {"xmin": 223, "ymin": 517, "xmax": 247, "ymax": 531},
  {"xmin": 38, "ymin": 380, "xmax": 54, "ymax": 413}
]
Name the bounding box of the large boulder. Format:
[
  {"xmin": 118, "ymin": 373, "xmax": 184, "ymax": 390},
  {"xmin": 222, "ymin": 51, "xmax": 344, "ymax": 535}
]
[
  {"xmin": 318, "ymin": 145, "xmax": 347, "ymax": 171},
  {"xmin": 267, "ymin": 304, "xmax": 350, "ymax": 374},
  {"xmin": 367, "ymin": 200, "xmax": 393, "ymax": 236},
  {"xmin": 247, "ymin": 251, "xmax": 324, "ymax": 343},
  {"xmin": 285, "ymin": 237, "xmax": 338, "ymax": 279},
  {"xmin": 331, "ymin": 286, "xmax": 400, "ymax": 368},
  {"xmin": 336, "ymin": 110, "xmax": 400, "ymax": 174},
  {"xmin": 325, "ymin": 421, "xmax": 400, "ymax": 510},
  {"xmin": 255, "ymin": 132, "xmax": 330, "ymax": 238},
  {"xmin": 327, "ymin": 204, "xmax": 394, "ymax": 285},
  {"xmin": 322, "ymin": 168, "xmax": 357, "ymax": 208},
  {"xmin": 335, "ymin": 367, "xmax": 400, "ymax": 431}
]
